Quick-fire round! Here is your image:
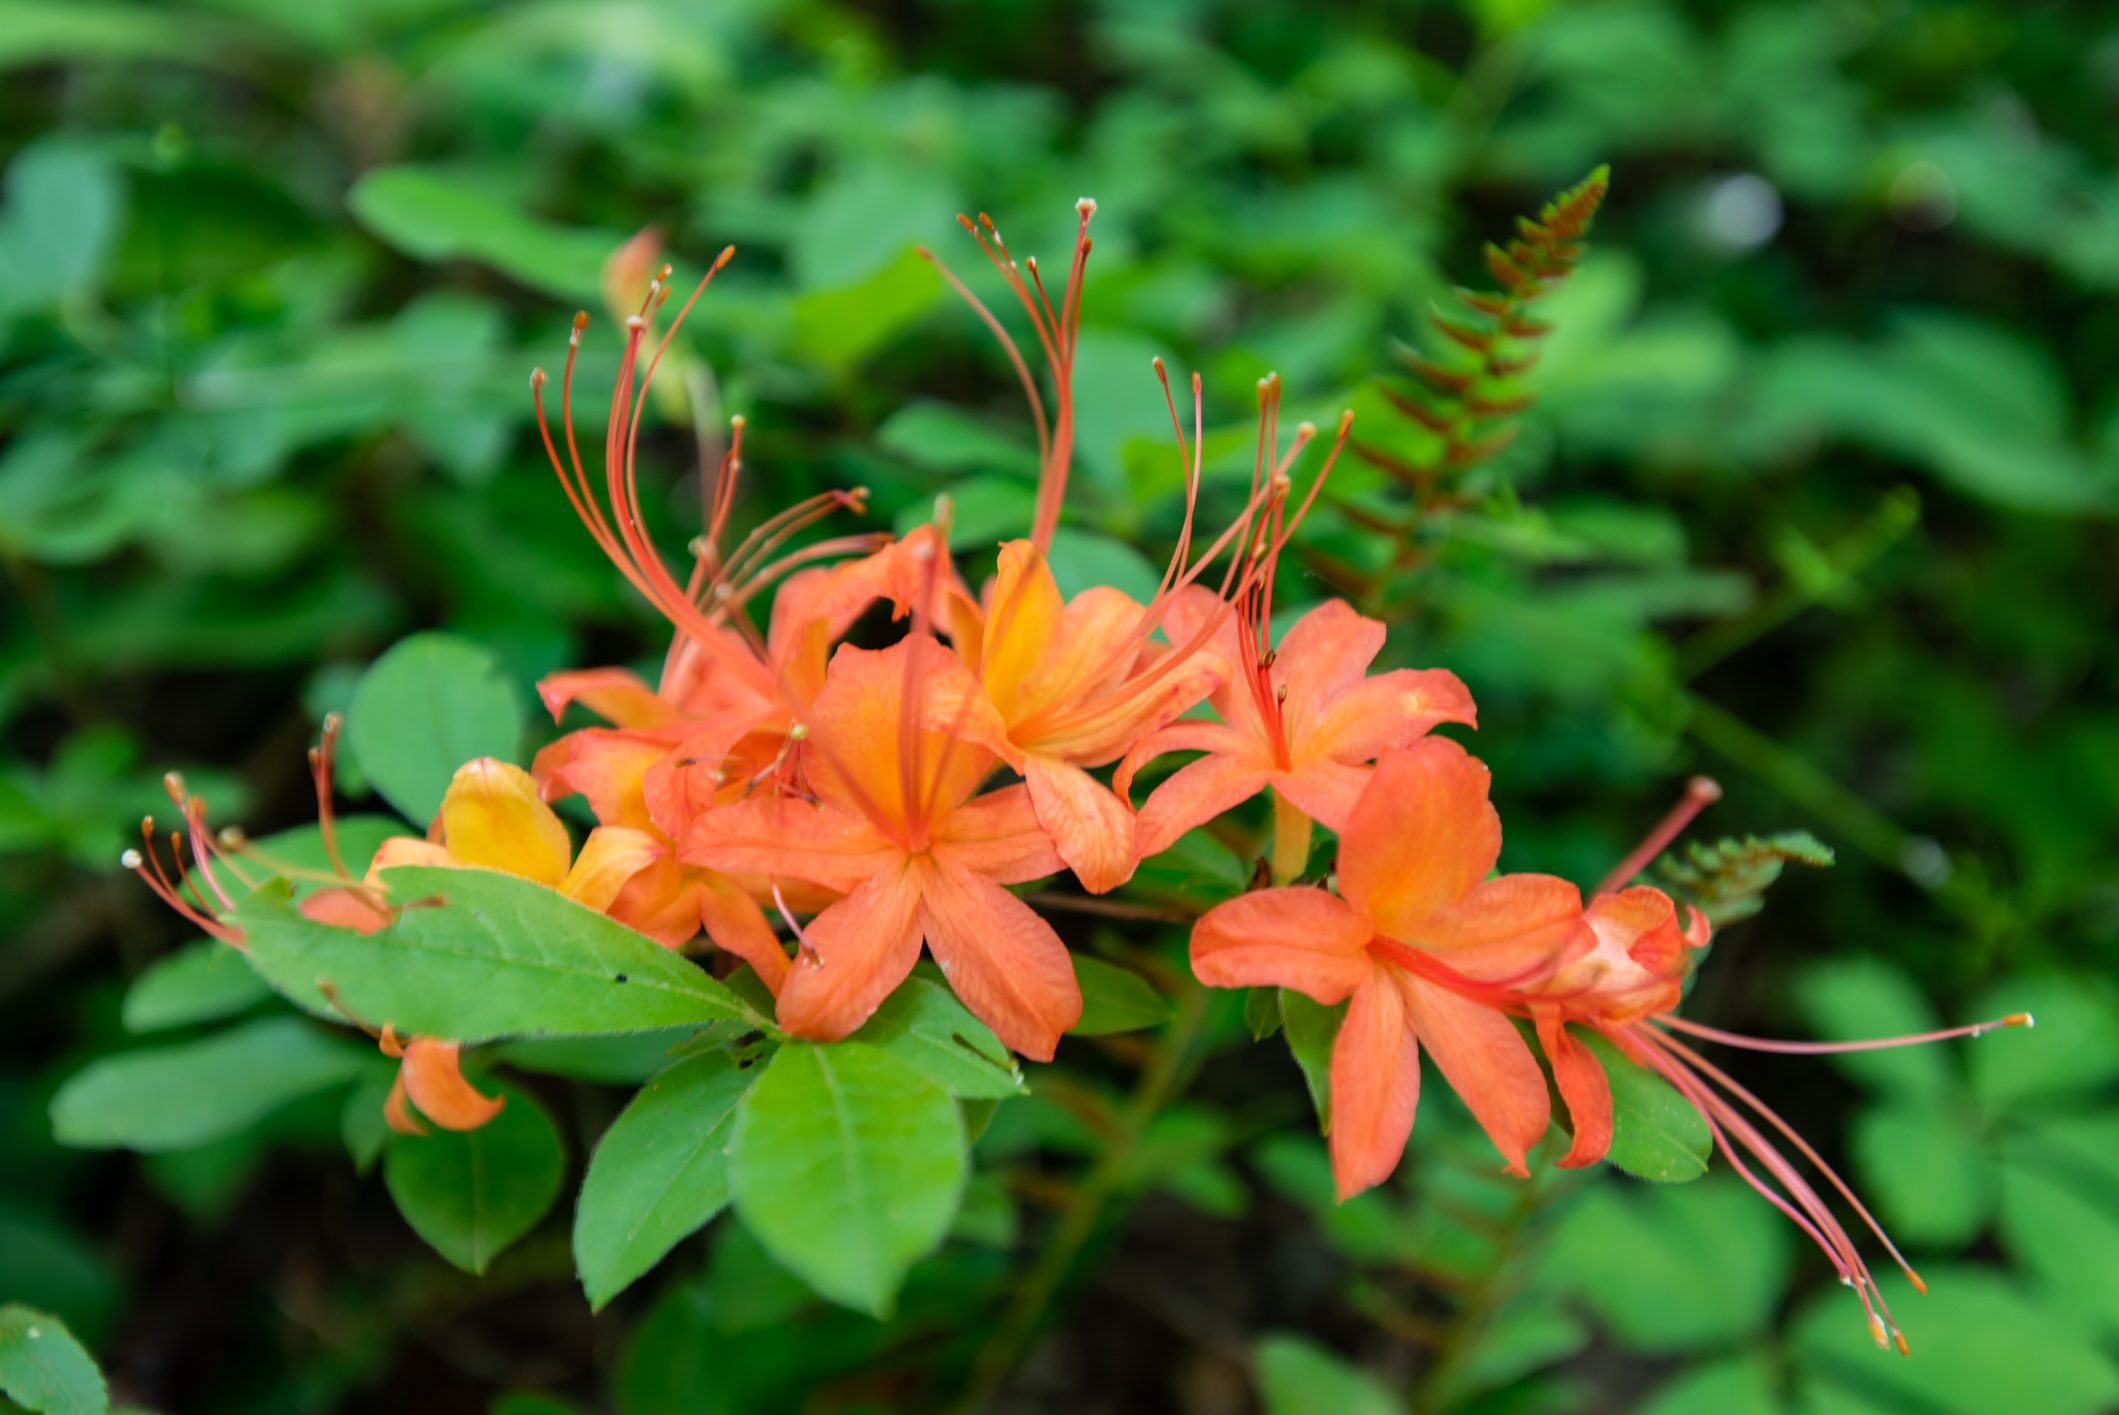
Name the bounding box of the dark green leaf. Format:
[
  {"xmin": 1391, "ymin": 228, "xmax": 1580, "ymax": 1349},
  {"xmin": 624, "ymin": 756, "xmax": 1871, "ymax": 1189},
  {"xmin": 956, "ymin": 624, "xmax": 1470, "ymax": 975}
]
[
  {"xmin": 384, "ymin": 1083, "xmax": 564, "ymax": 1275},
  {"xmin": 729, "ymin": 1042, "xmax": 965, "ymax": 1316},
  {"xmin": 50, "ymin": 1018, "xmax": 367, "ymax": 1152},
  {"xmin": 574, "ymin": 1051, "xmax": 762, "ymax": 1310},
  {"xmin": 1070, "ymin": 956, "xmax": 1172, "ymax": 1035},
  {"xmin": 1244, "ymin": 987, "xmax": 1283, "ymax": 1042},
  {"xmin": 1280, "ymin": 989, "xmax": 1344, "ymax": 1132},
  {"xmin": 1254, "ymin": 1334, "xmax": 1402, "ymax": 1415},
  {"xmin": 343, "ymin": 632, "xmax": 525, "ymax": 826}
]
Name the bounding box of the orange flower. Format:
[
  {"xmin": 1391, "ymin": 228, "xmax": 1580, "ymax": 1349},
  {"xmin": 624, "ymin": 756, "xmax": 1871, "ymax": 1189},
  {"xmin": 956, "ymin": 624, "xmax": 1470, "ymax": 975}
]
[
  {"xmin": 1189, "ymin": 738, "xmax": 1585, "ymax": 1195},
  {"xmin": 682, "ymin": 635, "xmax": 1077, "ymax": 1059},
  {"xmin": 378, "ymin": 1025, "xmax": 504, "ymax": 1136}
]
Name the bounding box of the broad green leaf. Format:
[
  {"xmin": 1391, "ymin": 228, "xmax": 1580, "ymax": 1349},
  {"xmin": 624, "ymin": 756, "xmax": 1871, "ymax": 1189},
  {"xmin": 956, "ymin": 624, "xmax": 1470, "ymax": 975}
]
[
  {"xmin": 233, "ymin": 867, "xmax": 765, "ymax": 1043},
  {"xmin": 789, "ymin": 245, "xmax": 939, "ymax": 370},
  {"xmin": 1639, "ymin": 1353, "xmax": 1780, "ymax": 1415},
  {"xmin": 853, "ymin": 978, "xmax": 1022, "ymax": 1098},
  {"xmin": 384, "ymin": 1084, "xmax": 564, "ymax": 1275},
  {"xmin": 344, "ymin": 632, "xmax": 524, "ymax": 826},
  {"xmin": 119, "ymin": 942, "xmax": 270, "ymax": 1033},
  {"xmin": 877, "ymin": 403, "xmax": 1034, "ymax": 477},
  {"xmin": 1850, "ymin": 1105, "xmax": 1992, "ymax": 1246},
  {"xmin": 729, "ymin": 1042, "xmax": 965, "ymax": 1316},
  {"xmin": 0, "ymin": 1, "xmax": 213, "ymax": 72},
  {"xmin": 1254, "ymin": 1333, "xmax": 1403, "ymax": 1415},
  {"xmin": 1280, "ymin": 989, "xmax": 1344, "ymax": 1131},
  {"xmin": 574, "ymin": 1051, "xmax": 761, "ymax": 1310},
  {"xmin": 51, "ymin": 1017, "xmax": 366, "ymax": 1152},
  {"xmin": 0, "ymin": 1305, "xmax": 106, "ymax": 1415},
  {"xmin": 1995, "ymin": 1125, "xmax": 2119, "ymax": 1334},
  {"xmin": 1793, "ymin": 958, "xmax": 1951, "ymax": 1098},
  {"xmin": 1044, "ymin": 528, "xmax": 1163, "ymax": 603},
  {"xmin": 1547, "ymin": 1179, "xmax": 1789, "ymax": 1354},
  {"xmin": 347, "ymin": 166, "xmax": 617, "ymax": 302},
  {"xmin": 499, "ymin": 1028, "xmax": 708, "ymax": 1084},
  {"xmin": 0, "ymin": 139, "xmax": 120, "ymax": 312},
  {"xmin": 491, "ymin": 1396, "xmax": 586, "ymax": 1415},
  {"xmin": 240, "ymin": 816, "xmax": 402, "ymax": 896},
  {"xmin": 1580, "ymin": 1029, "xmax": 1712, "ymax": 1183},
  {"xmin": 1070, "ymin": 956, "xmax": 1172, "ymax": 1035},
  {"xmin": 1244, "ymin": 987, "xmax": 1283, "ymax": 1042},
  {"xmin": 1790, "ymin": 1266, "xmax": 2119, "ymax": 1414},
  {"xmin": 1967, "ymin": 975, "xmax": 2119, "ymax": 1111},
  {"xmin": 340, "ymin": 1067, "xmax": 394, "ymax": 1173}
]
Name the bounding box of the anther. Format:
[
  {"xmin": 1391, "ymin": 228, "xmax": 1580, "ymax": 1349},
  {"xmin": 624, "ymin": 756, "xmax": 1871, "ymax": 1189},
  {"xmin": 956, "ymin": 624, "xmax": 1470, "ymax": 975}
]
[
  {"xmin": 787, "ymin": 722, "xmax": 808, "ymax": 741},
  {"xmin": 1893, "ymin": 1329, "xmax": 1910, "ymax": 1357},
  {"xmin": 1687, "ymin": 775, "xmax": 1724, "ymax": 803},
  {"xmin": 2004, "ymin": 1013, "xmax": 2034, "ymax": 1029},
  {"xmin": 530, "ymin": 368, "xmax": 547, "ymax": 389},
  {"xmin": 1908, "ymin": 1270, "xmax": 1928, "ymax": 1295},
  {"xmin": 121, "ymin": 849, "xmax": 144, "ymax": 870},
  {"xmin": 1868, "ymin": 1314, "xmax": 1888, "ymax": 1349},
  {"xmin": 1296, "ymin": 420, "xmax": 1317, "ymax": 438},
  {"xmin": 625, "ymin": 314, "xmax": 646, "ymax": 331},
  {"xmin": 1076, "ymin": 196, "xmax": 1097, "ymax": 216}
]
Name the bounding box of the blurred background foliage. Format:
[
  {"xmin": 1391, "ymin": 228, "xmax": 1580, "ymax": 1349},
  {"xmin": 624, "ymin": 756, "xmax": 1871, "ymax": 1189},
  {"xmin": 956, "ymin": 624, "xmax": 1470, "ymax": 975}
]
[{"xmin": 2, "ymin": 0, "xmax": 2116, "ymax": 1411}]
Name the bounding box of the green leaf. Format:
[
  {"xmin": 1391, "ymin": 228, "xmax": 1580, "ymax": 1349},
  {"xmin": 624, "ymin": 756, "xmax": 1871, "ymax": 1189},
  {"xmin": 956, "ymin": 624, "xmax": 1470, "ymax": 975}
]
[
  {"xmin": 1793, "ymin": 958, "xmax": 1952, "ymax": 1098},
  {"xmin": 491, "ymin": 1396, "xmax": 586, "ymax": 1415},
  {"xmin": 1547, "ymin": 1180, "xmax": 1790, "ymax": 1354},
  {"xmin": 1254, "ymin": 1334, "xmax": 1404, "ymax": 1415},
  {"xmin": 1638, "ymin": 1353, "xmax": 1781, "ymax": 1415},
  {"xmin": 347, "ymin": 167, "xmax": 618, "ymax": 302},
  {"xmin": 1244, "ymin": 987, "xmax": 1283, "ymax": 1042},
  {"xmin": 1069, "ymin": 956, "xmax": 1173, "ymax": 1035},
  {"xmin": 1280, "ymin": 989, "xmax": 1344, "ymax": 1131},
  {"xmin": 0, "ymin": 1306, "xmax": 106, "ymax": 1415},
  {"xmin": 574, "ymin": 1051, "xmax": 761, "ymax": 1310},
  {"xmin": 1044, "ymin": 528, "xmax": 1164, "ymax": 603},
  {"xmin": 1579, "ymin": 1029, "xmax": 1712, "ymax": 1183},
  {"xmin": 240, "ymin": 816, "xmax": 403, "ymax": 896},
  {"xmin": 1967, "ymin": 975, "xmax": 2119, "ymax": 1111},
  {"xmin": 384, "ymin": 1083, "xmax": 564, "ymax": 1274},
  {"xmin": 1849, "ymin": 1105, "xmax": 1992, "ymax": 1246},
  {"xmin": 729, "ymin": 1042, "xmax": 965, "ymax": 1316},
  {"xmin": 0, "ymin": 139, "xmax": 120, "ymax": 313},
  {"xmin": 344, "ymin": 632, "xmax": 525, "ymax": 826},
  {"xmin": 789, "ymin": 245, "xmax": 939, "ymax": 370},
  {"xmin": 877, "ymin": 403, "xmax": 1034, "ymax": 477},
  {"xmin": 233, "ymin": 867, "xmax": 766, "ymax": 1043},
  {"xmin": 119, "ymin": 942, "xmax": 271, "ymax": 1033},
  {"xmin": 850, "ymin": 977, "xmax": 1023, "ymax": 1098},
  {"xmin": 1652, "ymin": 830, "xmax": 1833, "ymax": 926},
  {"xmin": 50, "ymin": 1017, "xmax": 367, "ymax": 1152},
  {"xmin": 1995, "ymin": 1121, "xmax": 2119, "ymax": 1335}
]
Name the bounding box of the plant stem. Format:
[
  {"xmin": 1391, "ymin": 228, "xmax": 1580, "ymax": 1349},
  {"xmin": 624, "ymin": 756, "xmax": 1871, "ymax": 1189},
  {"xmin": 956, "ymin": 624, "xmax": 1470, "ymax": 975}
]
[
  {"xmin": 1409, "ymin": 1168, "xmax": 1546, "ymax": 1413},
  {"xmin": 955, "ymin": 980, "xmax": 1215, "ymax": 1411},
  {"xmin": 1269, "ymin": 789, "xmax": 1313, "ymax": 886}
]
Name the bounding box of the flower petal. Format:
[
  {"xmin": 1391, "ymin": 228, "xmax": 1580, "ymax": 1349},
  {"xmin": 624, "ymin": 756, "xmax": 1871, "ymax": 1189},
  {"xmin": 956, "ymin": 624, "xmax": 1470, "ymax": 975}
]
[
  {"xmin": 537, "ymin": 668, "xmax": 679, "ymax": 728},
  {"xmin": 1267, "ymin": 758, "xmax": 1372, "ymax": 835},
  {"xmin": 1419, "ymin": 873, "xmax": 1588, "ymax": 987},
  {"xmin": 1328, "ymin": 971, "xmax": 1421, "ymax": 1200},
  {"xmin": 1134, "ymin": 752, "xmax": 1269, "ymax": 859},
  {"xmin": 1191, "ymin": 888, "xmax": 1373, "ymax": 1003},
  {"xmin": 979, "ymin": 541, "xmax": 1066, "ymax": 721},
  {"xmin": 1337, "ymin": 739, "xmax": 1500, "ymax": 940},
  {"xmin": 1537, "ymin": 1015, "xmax": 1612, "ymax": 1168},
  {"xmin": 680, "ymin": 796, "xmax": 897, "ymax": 895},
  {"xmin": 400, "ymin": 1039, "xmax": 505, "ymax": 1132},
  {"xmin": 560, "ymin": 826, "xmax": 663, "ymax": 913},
  {"xmin": 1299, "ymin": 667, "xmax": 1477, "ymax": 764},
  {"xmin": 1112, "ymin": 719, "xmax": 1254, "ymax": 806},
  {"xmin": 917, "ymin": 860, "xmax": 1081, "ymax": 1061},
  {"xmin": 438, "ymin": 758, "xmax": 574, "ymax": 887},
  {"xmin": 806, "ymin": 637, "xmax": 996, "ymax": 832},
  {"xmin": 299, "ymin": 886, "xmax": 393, "ymax": 934},
  {"xmin": 933, "ymin": 783, "xmax": 1062, "ymax": 884},
  {"xmin": 698, "ymin": 875, "xmax": 791, "ymax": 996},
  {"xmin": 1273, "ymin": 599, "xmax": 1385, "ymax": 731},
  {"xmin": 1398, "ymin": 973, "xmax": 1550, "ymax": 1176},
  {"xmin": 775, "ymin": 859, "xmax": 924, "ymax": 1043},
  {"xmin": 1023, "ymin": 756, "xmax": 1136, "ymax": 894},
  {"xmin": 533, "ymin": 729, "xmax": 665, "ymax": 831},
  {"xmin": 608, "ymin": 855, "xmax": 705, "ymax": 949}
]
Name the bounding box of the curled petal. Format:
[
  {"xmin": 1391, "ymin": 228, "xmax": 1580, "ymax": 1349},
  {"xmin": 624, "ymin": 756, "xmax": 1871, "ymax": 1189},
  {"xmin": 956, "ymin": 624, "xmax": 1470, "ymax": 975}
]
[
  {"xmin": 1111, "ymin": 718, "xmax": 1252, "ymax": 806},
  {"xmin": 299, "ymin": 886, "xmax": 393, "ymax": 935},
  {"xmin": 537, "ymin": 668, "xmax": 679, "ymax": 729},
  {"xmin": 1192, "ymin": 888, "xmax": 1373, "ymax": 1004},
  {"xmin": 1328, "ymin": 971, "xmax": 1421, "ymax": 1200},
  {"xmin": 561, "ymin": 826, "xmax": 664, "ymax": 913},
  {"xmin": 1133, "ymin": 752, "xmax": 1268, "ymax": 859},
  {"xmin": 776, "ymin": 860, "xmax": 924, "ymax": 1043},
  {"xmin": 681, "ymin": 796, "xmax": 897, "ymax": 895},
  {"xmin": 1398, "ymin": 972, "xmax": 1549, "ymax": 1176},
  {"xmin": 1023, "ymin": 756, "xmax": 1135, "ymax": 894},
  {"xmin": 438, "ymin": 758, "xmax": 573, "ymax": 887},
  {"xmin": 383, "ymin": 1073, "xmax": 426, "ymax": 1135},
  {"xmin": 698, "ymin": 875, "xmax": 790, "ymax": 996},
  {"xmin": 608, "ymin": 855, "xmax": 704, "ymax": 950},
  {"xmin": 399, "ymin": 1039, "xmax": 505, "ymax": 1132},
  {"xmin": 1299, "ymin": 667, "xmax": 1477, "ymax": 764},
  {"xmin": 977, "ymin": 541, "xmax": 1066, "ymax": 723},
  {"xmin": 1418, "ymin": 873, "xmax": 1588, "ymax": 986},
  {"xmin": 1538, "ymin": 1014, "xmax": 1613, "ymax": 1169},
  {"xmin": 917, "ymin": 860, "xmax": 1081, "ymax": 1062},
  {"xmin": 532, "ymin": 730, "xmax": 663, "ymax": 831},
  {"xmin": 1337, "ymin": 740, "xmax": 1500, "ymax": 941}
]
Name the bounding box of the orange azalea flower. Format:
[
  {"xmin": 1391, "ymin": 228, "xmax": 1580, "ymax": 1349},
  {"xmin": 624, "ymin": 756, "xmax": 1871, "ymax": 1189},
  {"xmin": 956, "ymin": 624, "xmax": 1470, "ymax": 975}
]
[
  {"xmin": 1190, "ymin": 738, "xmax": 1586, "ymax": 1195},
  {"xmin": 377, "ymin": 1025, "xmax": 503, "ymax": 1136},
  {"xmin": 682, "ymin": 634, "xmax": 1078, "ymax": 1060}
]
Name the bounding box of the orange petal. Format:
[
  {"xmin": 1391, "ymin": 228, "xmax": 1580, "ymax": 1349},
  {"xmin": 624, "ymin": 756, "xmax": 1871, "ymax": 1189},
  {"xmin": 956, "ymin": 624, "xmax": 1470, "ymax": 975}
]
[
  {"xmin": 1192, "ymin": 888, "xmax": 1374, "ymax": 1004},
  {"xmin": 364, "ymin": 835, "xmax": 454, "ymax": 888},
  {"xmin": 681, "ymin": 796, "xmax": 897, "ymax": 895},
  {"xmin": 561, "ymin": 826, "xmax": 664, "ymax": 913},
  {"xmin": 1267, "ymin": 758, "xmax": 1373, "ymax": 835},
  {"xmin": 1272, "ymin": 600, "xmax": 1385, "ymax": 731},
  {"xmin": 437, "ymin": 758, "xmax": 573, "ymax": 887},
  {"xmin": 532, "ymin": 729, "xmax": 663, "ymax": 831},
  {"xmin": 299, "ymin": 886, "xmax": 393, "ymax": 934},
  {"xmin": 934, "ymin": 783, "xmax": 1064, "ymax": 885},
  {"xmin": 400, "ymin": 1039, "xmax": 505, "ymax": 1132},
  {"xmin": 917, "ymin": 860, "xmax": 1081, "ymax": 1062},
  {"xmin": 805, "ymin": 638, "xmax": 996, "ymax": 834},
  {"xmin": 1328, "ymin": 970, "xmax": 1421, "ymax": 1200},
  {"xmin": 1336, "ymin": 740, "xmax": 1500, "ymax": 941},
  {"xmin": 1023, "ymin": 756, "xmax": 1136, "ymax": 894},
  {"xmin": 1133, "ymin": 751, "xmax": 1269, "ymax": 859},
  {"xmin": 1398, "ymin": 972, "xmax": 1549, "ymax": 1176},
  {"xmin": 1538, "ymin": 1014, "xmax": 1612, "ymax": 1169},
  {"xmin": 383, "ymin": 1072, "xmax": 426, "ymax": 1135},
  {"xmin": 1112, "ymin": 719, "xmax": 1253, "ymax": 806},
  {"xmin": 776, "ymin": 859, "xmax": 925, "ymax": 1042},
  {"xmin": 537, "ymin": 667, "xmax": 679, "ymax": 729},
  {"xmin": 1299, "ymin": 667, "xmax": 1477, "ymax": 764},
  {"xmin": 979, "ymin": 541, "xmax": 1065, "ymax": 722},
  {"xmin": 608, "ymin": 855, "xmax": 705, "ymax": 950},
  {"xmin": 1419, "ymin": 873, "xmax": 1587, "ymax": 986},
  {"xmin": 698, "ymin": 875, "xmax": 791, "ymax": 996}
]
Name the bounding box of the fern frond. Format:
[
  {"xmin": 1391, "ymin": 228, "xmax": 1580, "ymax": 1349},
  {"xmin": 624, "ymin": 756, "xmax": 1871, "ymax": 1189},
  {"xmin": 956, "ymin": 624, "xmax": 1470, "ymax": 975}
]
[{"xmin": 1655, "ymin": 830, "xmax": 1836, "ymax": 926}]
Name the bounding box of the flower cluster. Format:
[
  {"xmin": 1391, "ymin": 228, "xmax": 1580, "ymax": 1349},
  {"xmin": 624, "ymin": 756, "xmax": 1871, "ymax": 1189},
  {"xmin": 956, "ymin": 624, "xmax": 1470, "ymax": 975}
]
[{"xmin": 124, "ymin": 202, "xmax": 2027, "ymax": 1353}]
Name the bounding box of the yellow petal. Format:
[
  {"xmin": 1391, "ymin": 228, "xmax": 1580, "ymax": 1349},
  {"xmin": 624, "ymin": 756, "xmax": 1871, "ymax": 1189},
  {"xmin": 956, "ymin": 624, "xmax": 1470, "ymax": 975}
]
[
  {"xmin": 438, "ymin": 758, "xmax": 573, "ymax": 887},
  {"xmin": 561, "ymin": 826, "xmax": 664, "ymax": 913}
]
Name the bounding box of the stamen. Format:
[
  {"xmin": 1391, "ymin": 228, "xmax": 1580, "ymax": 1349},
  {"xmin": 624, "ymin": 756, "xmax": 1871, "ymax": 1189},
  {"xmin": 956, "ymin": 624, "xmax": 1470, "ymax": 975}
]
[
  {"xmin": 1594, "ymin": 775, "xmax": 1723, "ymax": 897},
  {"xmin": 1659, "ymin": 1010, "xmax": 2035, "ymax": 1055}
]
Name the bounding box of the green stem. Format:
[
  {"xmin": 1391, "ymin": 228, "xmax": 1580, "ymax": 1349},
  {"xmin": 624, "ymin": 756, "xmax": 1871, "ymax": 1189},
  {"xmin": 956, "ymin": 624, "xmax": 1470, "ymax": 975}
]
[
  {"xmin": 1269, "ymin": 790, "xmax": 1314, "ymax": 886},
  {"xmin": 1410, "ymin": 1170, "xmax": 1545, "ymax": 1413},
  {"xmin": 955, "ymin": 981, "xmax": 1215, "ymax": 1411}
]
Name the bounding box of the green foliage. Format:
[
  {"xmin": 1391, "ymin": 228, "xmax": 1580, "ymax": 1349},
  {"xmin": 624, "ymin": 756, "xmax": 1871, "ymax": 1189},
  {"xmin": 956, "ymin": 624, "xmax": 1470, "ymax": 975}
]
[
  {"xmin": 1068, "ymin": 956, "xmax": 1174, "ymax": 1035},
  {"xmin": 384, "ymin": 1083, "xmax": 565, "ymax": 1275},
  {"xmin": 1255, "ymin": 1334, "xmax": 1404, "ymax": 1415},
  {"xmin": 118, "ymin": 941, "xmax": 270, "ymax": 1033},
  {"xmin": 0, "ymin": 1306, "xmax": 106, "ymax": 1415},
  {"xmin": 344, "ymin": 634, "xmax": 527, "ymax": 826},
  {"xmin": 1654, "ymin": 829, "xmax": 1835, "ymax": 925},
  {"xmin": 233, "ymin": 868, "xmax": 765, "ymax": 1041},
  {"xmin": 1578, "ymin": 1029, "xmax": 1712, "ymax": 1183},
  {"xmin": 849, "ymin": 977, "xmax": 1024, "ymax": 1098},
  {"xmin": 728, "ymin": 1042, "xmax": 966, "ymax": 1317}
]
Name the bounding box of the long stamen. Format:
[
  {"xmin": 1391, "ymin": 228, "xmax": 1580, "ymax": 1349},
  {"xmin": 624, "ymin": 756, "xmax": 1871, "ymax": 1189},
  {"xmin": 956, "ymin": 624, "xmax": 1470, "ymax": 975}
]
[
  {"xmin": 1659, "ymin": 1011, "xmax": 2034, "ymax": 1054},
  {"xmin": 1595, "ymin": 776, "xmax": 1723, "ymax": 896},
  {"xmin": 309, "ymin": 712, "xmax": 352, "ymax": 882}
]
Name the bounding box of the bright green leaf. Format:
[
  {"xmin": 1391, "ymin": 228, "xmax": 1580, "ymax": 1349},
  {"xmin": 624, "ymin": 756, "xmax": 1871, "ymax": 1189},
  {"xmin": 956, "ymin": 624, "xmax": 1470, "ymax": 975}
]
[
  {"xmin": 729, "ymin": 1042, "xmax": 965, "ymax": 1316},
  {"xmin": 1967, "ymin": 975, "xmax": 2119, "ymax": 1111},
  {"xmin": 1280, "ymin": 989, "xmax": 1344, "ymax": 1132},
  {"xmin": 119, "ymin": 942, "xmax": 271, "ymax": 1033},
  {"xmin": 1254, "ymin": 1333, "xmax": 1403, "ymax": 1415},
  {"xmin": 1070, "ymin": 956, "xmax": 1172, "ymax": 1036},
  {"xmin": 0, "ymin": 1305, "xmax": 106, "ymax": 1415},
  {"xmin": 344, "ymin": 632, "xmax": 524, "ymax": 826},
  {"xmin": 384, "ymin": 1084, "xmax": 564, "ymax": 1274},
  {"xmin": 347, "ymin": 167, "xmax": 618, "ymax": 302},
  {"xmin": 851, "ymin": 978, "xmax": 1023, "ymax": 1098},
  {"xmin": 1581, "ymin": 1029, "xmax": 1712, "ymax": 1183},
  {"xmin": 574, "ymin": 1051, "xmax": 761, "ymax": 1310},
  {"xmin": 1792, "ymin": 957, "xmax": 1952, "ymax": 1098},
  {"xmin": 51, "ymin": 1017, "xmax": 367, "ymax": 1152},
  {"xmin": 1850, "ymin": 1104, "xmax": 1992, "ymax": 1246}
]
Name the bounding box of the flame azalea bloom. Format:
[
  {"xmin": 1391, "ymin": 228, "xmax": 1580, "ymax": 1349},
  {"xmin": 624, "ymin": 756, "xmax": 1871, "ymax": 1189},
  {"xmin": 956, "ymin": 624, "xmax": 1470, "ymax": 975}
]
[
  {"xmin": 1517, "ymin": 779, "xmax": 2033, "ymax": 1354},
  {"xmin": 682, "ymin": 634, "xmax": 1078, "ymax": 1060},
  {"xmin": 1189, "ymin": 738, "xmax": 1586, "ymax": 1195},
  {"xmin": 378, "ymin": 1025, "xmax": 504, "ymax": 1136}
]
